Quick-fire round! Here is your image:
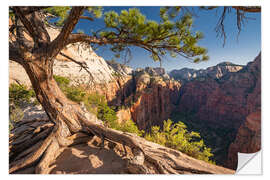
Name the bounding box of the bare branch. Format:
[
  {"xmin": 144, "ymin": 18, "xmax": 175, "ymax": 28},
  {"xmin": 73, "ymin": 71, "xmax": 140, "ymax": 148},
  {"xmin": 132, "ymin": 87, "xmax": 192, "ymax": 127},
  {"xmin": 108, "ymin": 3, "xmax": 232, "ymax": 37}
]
[
  {"xmin": 201, "ymin": 6, "xmax": 261, "ymax": 13},
  {"xmin": 13, "ymin": 7, "xmax": 39, "ymax": 43},
  {"xmin": 9, "ymin": 43, "xmax": 24, "ymax": 65},
  {"xmin": 232, "ymin": 6, "xmax": 261, "ymax": 13},
  {"xmin": 79, "ymin": 16, "xmax": 94, "ymax": 21},
  {"xmin": 13, "ymin": 7, "xmax": 50, "ymax": 45},
  {"xmin": 215, "ymin": 7, "xmax": 228, "ymax": 47},
  {"xmin": 59, "ymin": 52, "xmax": 94, "ymax": 84},
  {"xmin": 49, "ymin": 7, "xmax": 85, "ymax": 58}
]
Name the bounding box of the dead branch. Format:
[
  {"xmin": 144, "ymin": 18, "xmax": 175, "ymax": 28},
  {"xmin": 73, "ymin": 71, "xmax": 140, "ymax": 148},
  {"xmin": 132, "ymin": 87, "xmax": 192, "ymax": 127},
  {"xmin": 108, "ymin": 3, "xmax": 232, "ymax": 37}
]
[
  {"xmin": 49, "ymin": 7, "xmax": 85, "ymax": 58},
  {"xmin": 232, "ymin": 6, "xmax": 261, "ymax": 13},
  {"xmin": 59, "ymin": 52, "xmax": 95, "ymax": 84}
]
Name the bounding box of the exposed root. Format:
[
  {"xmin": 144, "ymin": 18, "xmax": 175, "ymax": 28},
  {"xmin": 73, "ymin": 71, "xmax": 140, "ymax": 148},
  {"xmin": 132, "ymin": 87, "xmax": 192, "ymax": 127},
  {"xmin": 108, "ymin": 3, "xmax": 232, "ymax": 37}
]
[
  {"xmin": 9, "ymin": 128, "xmax": 56, "ymax": 174},
  {"xmin": 9, "ymin": 107, "xmax": 235, "ymax": 174},
  {"xmin": 80, "ymin": 118, "xmax": 144, "ymax": 154},
  {"xmin": 9, "ymin": 118, "xmax": 93, "ymax": 174},
  {"xmin": 35, "ymin": 137, "xmax": 60, "ymax": 174},
  {"xmin": 9, "ymin": 120, "xmax": 54, "ymax": 161},
  {"xmin": 76, "ymin": 111, "xmax": 235, "ymax": 174},
  {"xmin": 13, "ymin": 140, "xmax": 44, "ymax": 162},
  {"xmin": 10, "ymin": 126, "xmax": 53, "ymax": 156}
]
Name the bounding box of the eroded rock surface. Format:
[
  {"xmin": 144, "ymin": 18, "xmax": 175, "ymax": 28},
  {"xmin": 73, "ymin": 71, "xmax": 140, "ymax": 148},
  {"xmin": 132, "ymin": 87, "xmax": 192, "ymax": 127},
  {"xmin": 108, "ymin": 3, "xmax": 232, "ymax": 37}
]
[
  {"xmin": 176, "ymin": 53, "xmax": 261, "ymax": 168},
  {"xmin": 9, "ymin": 117, "xmax": 234, "ymax": 174},
  {"xmin": 227, "ymin": 111, "xmax": 261, "ymax": 170},
  {"xmin": 169, "ymin": 61, "xmax": 243, "ymax": 83}
]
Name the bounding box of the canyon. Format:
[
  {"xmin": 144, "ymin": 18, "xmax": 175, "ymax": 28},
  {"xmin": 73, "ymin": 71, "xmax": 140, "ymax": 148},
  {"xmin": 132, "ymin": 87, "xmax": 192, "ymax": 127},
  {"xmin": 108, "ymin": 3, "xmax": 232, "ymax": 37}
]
[
  {"xmin": 175, "ymin": 53, "xmax": 261, "ymax": 168},
  {"xmin": 9, "ymin": 26, "xmax": 261, "ymax": 171}
]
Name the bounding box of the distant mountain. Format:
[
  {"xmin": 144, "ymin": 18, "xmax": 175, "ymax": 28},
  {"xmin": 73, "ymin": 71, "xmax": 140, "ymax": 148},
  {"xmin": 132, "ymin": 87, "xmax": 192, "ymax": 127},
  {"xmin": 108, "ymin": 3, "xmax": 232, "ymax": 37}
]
[{"xmin": 169, "ymin": 62, "xmax": 244, "ymax": 83}]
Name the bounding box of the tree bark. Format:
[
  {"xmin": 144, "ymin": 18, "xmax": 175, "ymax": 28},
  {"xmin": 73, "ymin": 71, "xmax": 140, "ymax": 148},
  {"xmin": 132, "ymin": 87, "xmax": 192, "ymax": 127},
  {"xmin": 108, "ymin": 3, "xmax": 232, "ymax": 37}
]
[
  {"xmin": 9, "ymin": 56, "xmax": 145, "ymax": 173},
  {"xmin": 9, "ymin": 6, "xmax": 236, "ymax": 174},
  {"xmin": 9, "ymin": 59, "xmax": 235, "ymax": 174}
]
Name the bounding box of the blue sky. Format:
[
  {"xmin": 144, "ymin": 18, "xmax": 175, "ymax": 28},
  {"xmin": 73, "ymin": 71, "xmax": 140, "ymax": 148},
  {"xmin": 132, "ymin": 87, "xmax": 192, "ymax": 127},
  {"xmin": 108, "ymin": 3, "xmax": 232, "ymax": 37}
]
[{"xmin": 74, "ymin": 7, "xmax": 261, "ymax": 71}]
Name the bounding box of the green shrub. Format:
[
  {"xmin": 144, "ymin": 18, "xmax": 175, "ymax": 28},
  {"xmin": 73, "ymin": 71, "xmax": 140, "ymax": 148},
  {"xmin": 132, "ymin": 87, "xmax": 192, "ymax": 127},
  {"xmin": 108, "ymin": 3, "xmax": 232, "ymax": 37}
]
[
  {"xmin": 145, "ymin": 119, "xmax": 215, "ymax": 164},
  {"xmin": 9, "ymin": 83, "xmax": 35, "ymax": 106},
  {"xmin": 53, "ymin": 75, "xmax": 86, "ymax": 102},
  {"xmin": 9, "ymin": 106, "xmax": 24, "ymax": 131},
  {"xmin": 117, "ymin": 119, "xmax": 144, "ymax": 136},
  {"xmin": 53, "ymin": 75, "xmax": 70, "ymax": 87},
  {"xmin": 97, "ymin": 104, "xmax": 118, "ymax": 127},
  {"xmin": 9, "ymin": 83, "xmax": 37, "ymax": 132},
  {"xmin": 65, "ymin": 87, "xmax": 86, "ymax": 102},
  {"xmin": 53, "ymin": 75, "xmax": 143, "ymax": 137}
]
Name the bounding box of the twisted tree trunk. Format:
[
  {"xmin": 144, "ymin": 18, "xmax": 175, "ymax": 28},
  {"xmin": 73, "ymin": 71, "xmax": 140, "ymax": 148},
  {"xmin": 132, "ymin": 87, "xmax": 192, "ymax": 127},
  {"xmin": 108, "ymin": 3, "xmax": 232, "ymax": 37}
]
[
  {"xmin": 9, "ymin": 56, "xmax": 146, "ymax": 173},
  {"xmin": 9, "ymin": 6, "xmax": 235, "ymax": 174},
  {"xmin": 9, "ymin": 57, "xmax": 235, "ymax": 174}
]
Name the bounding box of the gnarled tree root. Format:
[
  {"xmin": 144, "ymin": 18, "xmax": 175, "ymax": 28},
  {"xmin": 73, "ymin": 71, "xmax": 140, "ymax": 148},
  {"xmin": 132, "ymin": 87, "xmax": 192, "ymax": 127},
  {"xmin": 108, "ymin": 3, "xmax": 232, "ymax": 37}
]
[
  {"xmin": 9, "ymin": 113, "xmax": 235, "ymax": 174},
  {"xmin": 9, "ymin": 127, "xmax": 56, "ymax": 174},
  {"xmin": 79, "ymin": 117, "xmax": 235, "ymax": 174}
]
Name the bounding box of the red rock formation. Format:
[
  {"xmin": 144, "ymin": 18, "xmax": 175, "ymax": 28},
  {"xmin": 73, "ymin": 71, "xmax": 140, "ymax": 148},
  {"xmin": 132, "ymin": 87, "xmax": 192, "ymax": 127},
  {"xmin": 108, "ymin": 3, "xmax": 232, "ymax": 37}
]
[
  {"xmin": 226, "ymin": 54, "xmax": 261, "ymax": 169},
  {"xmin": 227, "ymin": 111, "xmax": 261, "ymax": 170},
  {"xmin": 87, "ymin": 76, "xmax": 133, "ymax": 103},
  {"xmin": 176, "ymin": 53, "xmax": 261, "ymax": 168},
  {"xmin": 129, "ymin": 74, "xmax": 181, "ymax": 131},
  {"xmin": 116, "ymin": 108, "xmax": 132, "ymax": 124}
]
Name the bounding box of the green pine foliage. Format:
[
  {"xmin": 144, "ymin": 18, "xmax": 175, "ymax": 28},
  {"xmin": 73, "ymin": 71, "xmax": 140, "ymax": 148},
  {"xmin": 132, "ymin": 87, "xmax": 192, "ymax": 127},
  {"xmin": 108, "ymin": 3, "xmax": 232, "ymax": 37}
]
[
  {"xmin": 44, "ymin": 7, "xmax": 103, "ymax": 27},
  {"xmin": 43, "ymin": 7, "xmax": 209, "ymax": 63},
  {"xmin": 145, "ymin": 119, "xmax": 215, "ymax": 164},
  {"xmin": 44, "ymin": 7, "xmax": 71, "ymax": 26},
  {"xmin": 100, "ymin": 8, "xmax": 209, "ymax": 63}
]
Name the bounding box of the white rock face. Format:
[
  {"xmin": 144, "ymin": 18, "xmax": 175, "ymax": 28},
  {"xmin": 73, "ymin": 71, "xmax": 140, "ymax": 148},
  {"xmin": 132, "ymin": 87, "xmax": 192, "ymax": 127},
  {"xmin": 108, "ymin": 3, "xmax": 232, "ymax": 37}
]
[
  {"xmin": 9, "ymin": 61, "xmax": 32, "ymax": 86},
  {"xmin": 21, "ymin": 104, "xmax": 48, "ymax": 121},
  {"xmin": 9, "ymin": 26, "xmax": 131, "ymax": 87},
  {"xmin": 53, "ymin": 43, "xmax": 116, "ymax": 86}
]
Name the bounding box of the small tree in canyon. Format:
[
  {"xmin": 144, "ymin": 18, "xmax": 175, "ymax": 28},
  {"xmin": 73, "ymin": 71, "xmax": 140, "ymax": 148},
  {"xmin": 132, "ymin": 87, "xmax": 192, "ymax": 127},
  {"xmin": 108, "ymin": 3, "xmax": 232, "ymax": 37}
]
[{"xmin": 9, "ymin": 6, "xmax": 257, "ymax": 174}]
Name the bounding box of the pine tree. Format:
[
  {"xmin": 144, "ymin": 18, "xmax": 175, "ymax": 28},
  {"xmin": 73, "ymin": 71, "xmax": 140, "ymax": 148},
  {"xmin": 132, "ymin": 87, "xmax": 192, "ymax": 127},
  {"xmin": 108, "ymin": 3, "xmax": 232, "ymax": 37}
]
[{"xmin": 9, "ymin": 6, "xmax": 258, "ymax": 174}]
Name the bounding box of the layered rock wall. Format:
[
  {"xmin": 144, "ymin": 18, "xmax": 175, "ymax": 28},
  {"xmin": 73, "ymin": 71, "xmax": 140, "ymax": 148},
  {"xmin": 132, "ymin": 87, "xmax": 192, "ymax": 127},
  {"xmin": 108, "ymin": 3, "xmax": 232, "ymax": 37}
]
[{"xmin": 175, "ymin": 53, "xmax": 261, "ymax": 168}]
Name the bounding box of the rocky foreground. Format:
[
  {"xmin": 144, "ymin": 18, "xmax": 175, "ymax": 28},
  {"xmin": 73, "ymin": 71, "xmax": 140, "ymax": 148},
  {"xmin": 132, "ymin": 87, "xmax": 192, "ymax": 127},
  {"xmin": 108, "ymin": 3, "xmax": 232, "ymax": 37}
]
[{"xmin": 9, "ymin": 109, "xmax": 234, "ymax": 174}]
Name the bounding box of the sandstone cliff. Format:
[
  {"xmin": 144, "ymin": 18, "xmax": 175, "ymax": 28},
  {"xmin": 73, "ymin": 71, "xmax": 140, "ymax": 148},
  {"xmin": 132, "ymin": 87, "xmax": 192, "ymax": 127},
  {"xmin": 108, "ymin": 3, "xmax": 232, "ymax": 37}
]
[
  {"xmin": 9, "ymin": 21, "xmax": 260, "ymax": 171},
  {"xmin": 128, "ymin": 68, "xmax": 181, "ymax": 130},
  {"xmin": 175, "ymin": 53, "xmax": 261, "ymax": 168},
  {"xmin": 227, "ymin": 111, "xmax": 261, "ymax": 170},
  {"xmin": 9, "ymin": 25, "xmax": 133, "ymax": 103},
  {"xmin": 226, "ymin": 54, "xmax": 261, "ymax": 169}
]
